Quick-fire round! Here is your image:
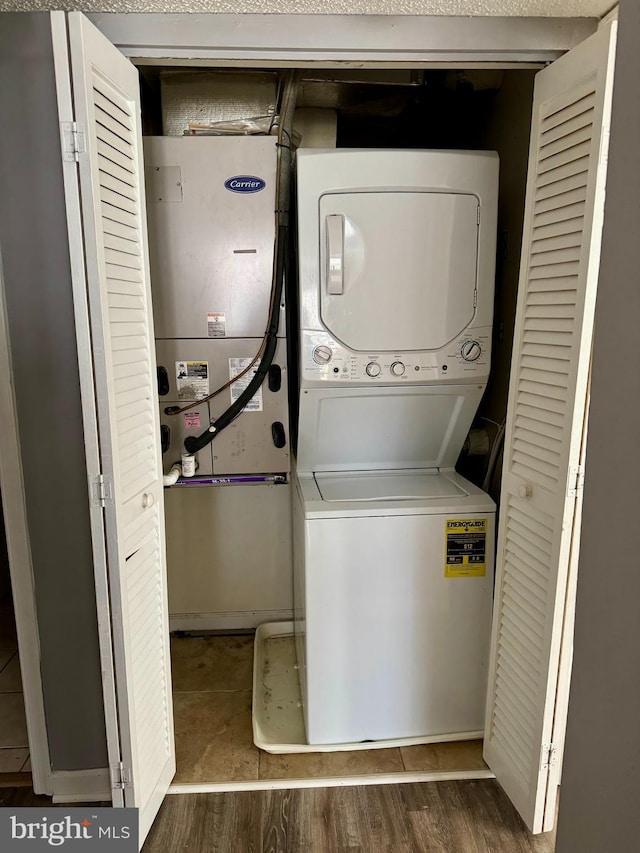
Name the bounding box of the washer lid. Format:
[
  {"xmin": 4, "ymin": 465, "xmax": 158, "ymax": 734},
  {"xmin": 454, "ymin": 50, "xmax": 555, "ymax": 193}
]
[
  {"xmin": 314, "ymin": 470, "xmax": 468, "ymax": 502},
  {"xmin": 295, "ymin": 384, "xmax": 485, "ymax": 474}
]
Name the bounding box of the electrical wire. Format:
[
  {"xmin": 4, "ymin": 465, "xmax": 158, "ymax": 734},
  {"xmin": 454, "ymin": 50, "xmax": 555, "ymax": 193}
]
[
  {"xmin": 482, "ymin": 420, "xmax": 506, "ymax": 493},
  {"xmin": 184, "ymin": 224, "xmax": 287, "ymax": 454},
  {"xmin": 480, "ymin": 415, "xmax": 503, "ymax": 430}
]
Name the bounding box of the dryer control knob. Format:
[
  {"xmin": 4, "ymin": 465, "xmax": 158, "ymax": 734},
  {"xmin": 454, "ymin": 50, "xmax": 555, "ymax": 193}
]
[
  {"xmin": 366, "ymin": 362, "xmax": 381, "ymax": 377},
  {"xmin": 390, "ymin": 361, "xmax": 405, "ymax": 377},
  {"xmin": 313, "ymin": 345, "xmax": 332, "ymax": 365},
  {"xmin": 461, "ymin": 340, "xmax": 482, "ymax": 362}
]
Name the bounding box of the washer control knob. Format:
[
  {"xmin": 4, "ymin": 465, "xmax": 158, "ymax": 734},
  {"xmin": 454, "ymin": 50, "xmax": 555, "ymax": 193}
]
[
  {"xmin": 313, "ymin": 345, "xmax": 332, "ymax": 365},
  {"xmin": 390, "ymin": 361, "xmax": 405, "ymax": 377},
  {"xmin": 366, "ymin": 362, "xmax": 381, "ymax": 377},
  {"xmin": 461, "ymin": 340, "xmax": 482, "ymax": 362}
]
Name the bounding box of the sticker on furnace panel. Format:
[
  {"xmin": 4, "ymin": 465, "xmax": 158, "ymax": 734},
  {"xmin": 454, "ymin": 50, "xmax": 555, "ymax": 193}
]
[
  {"xmin": 445, "ymin": 518, "xmax": 487, "ymax": 578},
  {"xmin": 229, "ymin": 357, "xmax": 263, "ymax": 411},
  {"xmin": 207, "ymin": 312, "xmax": 226, "ymax": 338},
  {"xmin": 183, "ymin": 411, "xmax": 201, "ymax": 429},
  {"xmin": 175, "ymin": 361, "xmax": 209, "ymax": 400}
]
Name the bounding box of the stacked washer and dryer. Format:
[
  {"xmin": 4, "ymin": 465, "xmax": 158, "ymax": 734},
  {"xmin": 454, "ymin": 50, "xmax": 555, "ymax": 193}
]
[{"xmin": 292, "ymin": 149, "xmax": 499, "ymax": 746}]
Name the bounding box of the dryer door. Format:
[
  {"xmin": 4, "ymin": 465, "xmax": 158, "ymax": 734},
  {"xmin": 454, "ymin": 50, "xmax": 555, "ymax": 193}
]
[{"xmin": 319, "ymin": 191, "xmax": 479, "ymax": 352}]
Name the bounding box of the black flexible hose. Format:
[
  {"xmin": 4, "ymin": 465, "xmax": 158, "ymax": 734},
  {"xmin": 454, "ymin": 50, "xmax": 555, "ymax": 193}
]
[{"xmin": 183, "ymin": 225, "xmax": 287, "ymax": 455}]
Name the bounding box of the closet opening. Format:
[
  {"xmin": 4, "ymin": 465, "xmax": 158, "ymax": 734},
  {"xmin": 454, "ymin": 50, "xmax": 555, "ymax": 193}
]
[{"xmin": 137, "ymin": 63, "xmax": 537, "ymax": 789}]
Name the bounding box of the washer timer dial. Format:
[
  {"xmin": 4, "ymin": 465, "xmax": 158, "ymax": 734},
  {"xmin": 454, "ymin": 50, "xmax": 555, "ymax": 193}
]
[
  {"xmin": 366, "ymin": 362, "xmax": 381, "ymax": 377},
  {"xmin": 460, "ymin": 340, "xmax": 482, "ymax": 362},
  {"xmin": 313, "ymin": 345, "xmax": 333, "ymax": 365}
]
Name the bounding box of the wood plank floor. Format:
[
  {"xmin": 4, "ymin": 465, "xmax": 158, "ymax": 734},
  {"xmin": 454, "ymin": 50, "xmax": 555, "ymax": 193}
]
[
  {"xmin": 145, "ymin": 780, "xmax": 556, "ymax": 852},
  {"xmin": 0, "ymin": 781, "xmax": 556, "ymax": 852}
]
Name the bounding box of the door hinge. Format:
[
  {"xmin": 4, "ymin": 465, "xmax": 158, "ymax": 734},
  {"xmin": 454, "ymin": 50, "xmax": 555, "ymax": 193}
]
[
  {"xmin": 541, "ymin": 742, "xmax": 559, "ymax": 771},
  {"xmin": 61, "ymin": 121, "xmax": 86, "ymax": 162},
  {"xmin": 477, "ymin": 204, "xmax": 481, "ymax": 226},
  {"xmin": 567, "ymin": 465, "xmax": 585, "ymax": 498},
  {"xmin": 112, "ymin": 761, "xmax": 131, "ymax": 790},
  {"xmin": 92, "ymin": 474, "xmax": 112, "ymax": 508}
]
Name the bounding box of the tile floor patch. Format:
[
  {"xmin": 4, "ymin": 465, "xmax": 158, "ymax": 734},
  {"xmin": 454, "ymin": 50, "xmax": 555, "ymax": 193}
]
[
  {"xmin": 259, "ymin": 746, "xmax": 405, "ymax": 780},
  {"xmin": 0, "ymin": 599, "xmax": 17, "ymax": 650},
  {"xmin": 170, "ymin": 635, "xmax": 254, "ymax": 693},
  {"xmin": 0, "ymin": 649, "xmax": 14, "ymax": 673},
  {"xmin": 0, "ymin": 654, "xmax": 22, "ymax": 693},
  {"xmin": 400, "ymin": 740, "xmax": 487, "ymax": 772},
  {"xmin": 0, "ymin": 693, "xmax": 28, "ymax": 749},
  {"xmin": 0, "ymin": 748, "xmax": 29, "ymax": 773},
  {"xmin": 172, "ymin": 690, "xmax": 258, "ymax": 784}
]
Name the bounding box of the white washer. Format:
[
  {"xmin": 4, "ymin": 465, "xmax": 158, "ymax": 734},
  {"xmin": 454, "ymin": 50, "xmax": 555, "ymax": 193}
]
[{"xmin": 294, "ymin": 149, "xmax": 499, "ymax": 745}]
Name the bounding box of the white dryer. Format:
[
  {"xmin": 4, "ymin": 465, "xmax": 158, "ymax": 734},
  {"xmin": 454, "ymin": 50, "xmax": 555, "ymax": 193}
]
[{"xmin": 293, "ymin": 149, "xmax": 499, "ymax": 745}]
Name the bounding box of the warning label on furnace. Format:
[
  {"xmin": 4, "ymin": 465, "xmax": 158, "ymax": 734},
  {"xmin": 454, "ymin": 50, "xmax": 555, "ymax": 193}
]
[
  {"xmin": 229, "ymin": 357, "xmax": 263, "ymax": 411},
  {"xmin": 184, "ymin": 411, "xmax": 201, "ymax": 429},
  {"xmin": 207, "ymin": 312, "xmax": 226, "ymax": 338},
  {"xmin": 445, "ymin": 518, "xmax": 487, "ymax": 578},
  {"xmin": 176, "ymin": 361, "xmax": 209, "ymax": 400}
]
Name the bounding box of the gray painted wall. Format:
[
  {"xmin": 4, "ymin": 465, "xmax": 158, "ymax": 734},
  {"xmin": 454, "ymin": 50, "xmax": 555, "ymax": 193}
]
[
  {"xmin": 0, "ymin": 495, "xmax": 11, "ymax": 602},
  {"xmin": 480, "ymin": 70, "xmax": 535, "ymax": 429},
  {"xmin": 556, "ymin": 3, "xmax": 640, "ymax": 850},
  {"xmin": 0, "ymin": 13, "xmax": 108, "ymax": 771}
]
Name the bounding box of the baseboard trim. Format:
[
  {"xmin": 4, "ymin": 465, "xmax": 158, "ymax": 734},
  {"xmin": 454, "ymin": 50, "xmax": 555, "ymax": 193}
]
[
  {"xmin": 169, "ymin": 609, "xmax": 294, "ymax": 632},
  {"xmin": 51, "ymin": 768, "xmax": 112, "ymax": 804},
  {"xmin": 168, "ymin": 768, "xmax": 495, "ymax": 795}
]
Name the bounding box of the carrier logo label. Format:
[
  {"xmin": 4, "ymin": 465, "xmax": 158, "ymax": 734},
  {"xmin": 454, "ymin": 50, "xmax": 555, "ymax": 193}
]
[{"xmin": 224, "ymin": 176, "xmax": 266, "ymax": 193}]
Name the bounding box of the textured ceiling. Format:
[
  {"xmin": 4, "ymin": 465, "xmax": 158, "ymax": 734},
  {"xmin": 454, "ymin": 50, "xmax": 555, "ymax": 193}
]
[{"xmin": 0, "ymin": 1, "xmax": 612, "ymax": 16}]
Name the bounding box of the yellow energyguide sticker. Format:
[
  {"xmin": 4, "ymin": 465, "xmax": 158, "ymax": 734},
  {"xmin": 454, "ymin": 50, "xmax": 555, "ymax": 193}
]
[{"xmin": 444, "ymin": 518, "xmax": 488, "ymax": 578}]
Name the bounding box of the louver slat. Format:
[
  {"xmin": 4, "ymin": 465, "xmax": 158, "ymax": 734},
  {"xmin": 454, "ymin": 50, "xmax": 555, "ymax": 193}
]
[
  {"xmin": 99, "ymin": 169, "xmax": 138, "ymax": 203},
  {"xmin": 540, "ymin": 91, "xmax": 595, "ymax": 131},
  {"xmin": 536, "ymin": 157, "xmax": 589, "ymax": 190},
  {"xmin": 101, "ymin": 201, "xmax": 138, "ymax": 230},
  {"xmin": 532, "ymin": 201, "xmax": 586, "ymax": 230},
  {"xmin": 531, "ymin": 232, "xmax": 583, "ymax": 254},
  {"xmin": 537, "ymin": 141, "xmax": 591, "ymax": 176},
  {"xmin": 534, "ymin": 172, "xmax": 589, "ymax": 204},
  {"xmin": 102, "ymin": 216, "xmax": 139, "ymax": 244},
  {"xmin": 93, "ymin": 87, "xmax": 133, "ymax": 129},
  {"xmin": 97, "ymin": 139, "xmax": 135, "ymax": 175}
]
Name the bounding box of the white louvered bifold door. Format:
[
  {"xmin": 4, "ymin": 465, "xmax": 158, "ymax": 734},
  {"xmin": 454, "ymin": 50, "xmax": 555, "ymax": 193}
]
[
  {"xmin": 483, "ymin": 21, "xmax": 617, "ymax": 834},
  {"xmin": 66, "ymin": 12, "xmax": 174, "ymax": 846}
]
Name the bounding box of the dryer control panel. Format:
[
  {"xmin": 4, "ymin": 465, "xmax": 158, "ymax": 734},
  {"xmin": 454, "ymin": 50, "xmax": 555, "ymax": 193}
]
[{"xmin": 301, "ymin": 327, "xmax": 492, "ymax": 386}]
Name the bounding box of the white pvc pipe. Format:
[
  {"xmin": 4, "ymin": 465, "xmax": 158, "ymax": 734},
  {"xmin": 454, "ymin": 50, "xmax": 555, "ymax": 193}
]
[{"xmin": 163, "ymin": 463, "xmax": 181, "ymax": 487}]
